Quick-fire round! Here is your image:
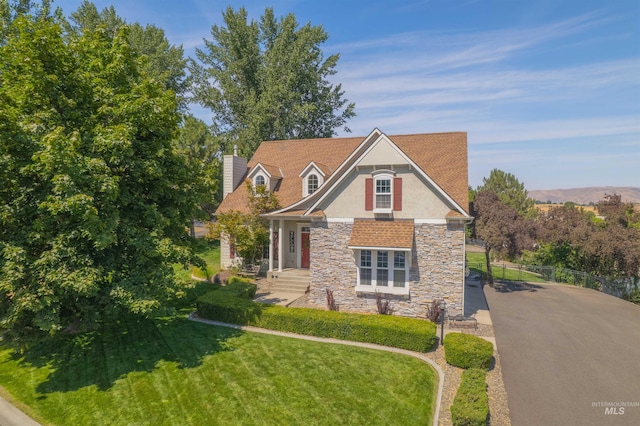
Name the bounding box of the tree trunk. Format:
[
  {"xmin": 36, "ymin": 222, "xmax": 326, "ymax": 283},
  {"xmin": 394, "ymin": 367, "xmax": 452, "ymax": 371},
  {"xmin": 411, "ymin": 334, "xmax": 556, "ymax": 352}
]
[
  {"xmin": 190, "ymin": 219, "xmax": 196, "ymax": 238},
  {"xmin": 485, "ymin": 247, "xmax": 494, "ymax": 285}
]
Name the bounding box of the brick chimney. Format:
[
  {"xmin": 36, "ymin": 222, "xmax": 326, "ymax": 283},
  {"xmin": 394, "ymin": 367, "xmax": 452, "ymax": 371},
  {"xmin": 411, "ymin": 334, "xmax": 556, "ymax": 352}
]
[{"xmin": 223, "ymin": 144, "xmax": 247, "ymax": 199}]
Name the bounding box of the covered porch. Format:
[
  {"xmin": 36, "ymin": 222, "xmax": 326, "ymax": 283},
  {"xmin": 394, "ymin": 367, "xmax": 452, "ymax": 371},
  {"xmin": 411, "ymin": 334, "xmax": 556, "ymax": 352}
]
[{"xmin": 267, "ymin": 217, "xmax": 312, "ymax": 272}]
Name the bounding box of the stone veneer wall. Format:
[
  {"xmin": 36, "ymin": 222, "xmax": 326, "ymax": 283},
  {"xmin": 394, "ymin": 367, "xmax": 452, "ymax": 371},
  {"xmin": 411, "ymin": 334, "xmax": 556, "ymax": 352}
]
[{"xmin": 308, "ymin": 221, "xmax": 465, "ymax": 317}]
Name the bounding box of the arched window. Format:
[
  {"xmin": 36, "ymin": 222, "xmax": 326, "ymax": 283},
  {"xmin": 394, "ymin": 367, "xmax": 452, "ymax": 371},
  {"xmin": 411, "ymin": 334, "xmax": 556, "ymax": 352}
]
[
  {"xmin": 255, "ymin": 175, "xmax": 265, "ymax": 187},
  {"xmin": 307, "ymin": 174, "xmax": 319, "ymax": 195}
]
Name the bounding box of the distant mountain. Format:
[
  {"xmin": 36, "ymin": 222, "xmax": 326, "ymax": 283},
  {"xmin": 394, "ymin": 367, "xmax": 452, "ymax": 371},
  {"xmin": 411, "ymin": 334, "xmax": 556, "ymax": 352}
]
[{"xmin": 529, "ymin": 187, "xmax": 640, "ymax": 205}]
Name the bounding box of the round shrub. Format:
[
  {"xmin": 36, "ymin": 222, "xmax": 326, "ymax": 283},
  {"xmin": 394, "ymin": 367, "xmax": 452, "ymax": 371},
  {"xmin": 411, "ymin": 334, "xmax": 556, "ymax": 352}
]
[{"xmin": 444, "ymin": 333, "xmax": 493, "ymax": 369}]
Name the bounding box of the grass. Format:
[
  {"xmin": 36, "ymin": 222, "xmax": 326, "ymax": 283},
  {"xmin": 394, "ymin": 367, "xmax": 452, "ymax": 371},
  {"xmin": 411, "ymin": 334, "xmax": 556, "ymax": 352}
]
[
  {"xmin": 466, "ymin": 251, "xmax": 547, "ymax": 283},
  {"xmin": 173, "ymin": 239, "xmax": 220, "ymax": 282},
  {"xmin": 0, "ymin": 241, "xmax": 437, "ymax": 425},
  {"xmin": 0, "ymin": 315, "xmax": 437, "ymax": 425},
  {"xmin": 191, "ymin": 239, "xmax": 220, "ymax": 279}
]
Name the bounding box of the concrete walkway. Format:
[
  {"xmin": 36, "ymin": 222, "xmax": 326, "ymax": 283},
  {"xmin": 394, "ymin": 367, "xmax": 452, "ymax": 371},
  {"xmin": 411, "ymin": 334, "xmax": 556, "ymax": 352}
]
[
  {"xmin": 0, "ymin": 393, "xmax": 41, "ymax": 426},
  {"xmin": 485, "ymin": 281, "xmax": 640, "ymax": 426},
  {"xmin": 464, "ymin": 277, "xmax": 492, "ymax": 326},
  {"xmin": 253, "ymin": 291, "xmax": 304, "ymax": 306}
]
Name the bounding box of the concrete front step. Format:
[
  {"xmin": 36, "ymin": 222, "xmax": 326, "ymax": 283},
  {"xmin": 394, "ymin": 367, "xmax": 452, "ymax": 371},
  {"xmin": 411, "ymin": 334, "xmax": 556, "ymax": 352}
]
[
  {"xmin": 268, "ymin": 271, "xmax": 310, "ymax": 279},
  {"xmin": 269, "ymin": 279, "xmax": 309, "ymax": 293},
  {"xmin": 267, "ymin": 269, "xmax": 310, "ymax": 294},
  {"xmin": 270, "ymin": 284, "xmax": 308, "ymax": 294}
]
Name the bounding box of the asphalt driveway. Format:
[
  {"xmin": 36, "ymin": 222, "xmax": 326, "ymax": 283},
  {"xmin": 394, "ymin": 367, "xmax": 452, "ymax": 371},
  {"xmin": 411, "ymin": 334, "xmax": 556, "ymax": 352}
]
[{"xmin": 484, "ymin": 281, "xmax": 640, "ymax": 426}]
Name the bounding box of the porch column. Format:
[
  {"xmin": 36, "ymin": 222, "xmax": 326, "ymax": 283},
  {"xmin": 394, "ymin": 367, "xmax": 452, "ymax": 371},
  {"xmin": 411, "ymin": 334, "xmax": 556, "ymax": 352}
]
[
  {"xmin": 278, "ymin": 219, "xmax": 283, "ymax": 272},
  {"xmin": 268, "ymin": 219, "xmax": 273, "ymax": 272}
]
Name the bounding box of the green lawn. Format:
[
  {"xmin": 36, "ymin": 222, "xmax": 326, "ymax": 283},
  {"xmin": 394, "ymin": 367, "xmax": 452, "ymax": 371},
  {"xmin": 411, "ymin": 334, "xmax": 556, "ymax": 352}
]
[
  {"xmin": 174, "ymin": 239, "xmax": 220, "ymax": 282},
  {"xmin": 0, "ymin": 315, "xmax": 437, "ymax": 425},
  {"xmin": 191, "ymin": 239, "xmax": 220, "ymax": 279},
  {"xmin": 0, "ymin": 241, "xmax": 438, "ymax": 425},
  {"xmin": 466, "ymin": 251, "xmax": 547, "ymax": 283}
]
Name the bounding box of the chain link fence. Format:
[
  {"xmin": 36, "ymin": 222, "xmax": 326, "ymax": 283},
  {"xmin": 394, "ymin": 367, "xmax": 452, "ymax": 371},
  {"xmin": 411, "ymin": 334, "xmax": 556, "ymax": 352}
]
[{"xmin": 468, "ymin": 262, "xmax": 636, "ymax": 299}]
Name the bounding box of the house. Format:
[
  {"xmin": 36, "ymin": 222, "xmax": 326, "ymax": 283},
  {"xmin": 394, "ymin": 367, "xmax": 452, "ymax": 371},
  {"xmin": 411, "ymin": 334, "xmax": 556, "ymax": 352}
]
[{"xmin": 216, "ymin": 128, "xmax": 472, "ymax": 317}]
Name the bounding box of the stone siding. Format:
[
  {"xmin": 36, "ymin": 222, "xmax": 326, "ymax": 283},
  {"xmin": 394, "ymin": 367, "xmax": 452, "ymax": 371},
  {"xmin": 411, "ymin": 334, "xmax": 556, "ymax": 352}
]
[
  {"xmin": 308, "ymin": 220, "xmax": 465, "ymax": 317},
  {"xmin": 309, "ymin": 221, "xmax": 356, "ymax": 306}
]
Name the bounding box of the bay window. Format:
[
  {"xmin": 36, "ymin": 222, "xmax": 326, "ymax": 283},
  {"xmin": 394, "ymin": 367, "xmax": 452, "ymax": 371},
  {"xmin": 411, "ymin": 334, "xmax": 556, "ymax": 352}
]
[{"xmin": 356, "ymin": 248, "xmax": 409, "ymax": 294}]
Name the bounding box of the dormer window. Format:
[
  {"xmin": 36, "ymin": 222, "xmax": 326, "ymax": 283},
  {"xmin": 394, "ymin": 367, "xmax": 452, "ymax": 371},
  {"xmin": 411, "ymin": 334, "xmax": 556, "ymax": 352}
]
[
  {"xmin": 300, "ymin": 162, "xmax": 327, "ymax": 197},
  {"xmin": 308, "ymin": 174, "xmax": 319, "ymax": 195},
  {"xmin": 254, "ymin": 175, "xmax": 265, "ymax": 187}
]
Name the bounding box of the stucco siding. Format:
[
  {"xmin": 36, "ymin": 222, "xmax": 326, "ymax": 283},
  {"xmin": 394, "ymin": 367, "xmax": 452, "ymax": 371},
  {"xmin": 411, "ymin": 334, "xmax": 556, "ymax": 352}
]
[{"xmin": 319, "ymin": 167, "xmax": 453, "ymax": 219}]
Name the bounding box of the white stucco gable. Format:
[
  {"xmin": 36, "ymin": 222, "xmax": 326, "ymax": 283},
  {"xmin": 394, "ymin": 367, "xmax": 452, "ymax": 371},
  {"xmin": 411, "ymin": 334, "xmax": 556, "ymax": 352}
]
[{"xmin": 357, "ymin": 135, "xmax": 409, "ymax": 167}]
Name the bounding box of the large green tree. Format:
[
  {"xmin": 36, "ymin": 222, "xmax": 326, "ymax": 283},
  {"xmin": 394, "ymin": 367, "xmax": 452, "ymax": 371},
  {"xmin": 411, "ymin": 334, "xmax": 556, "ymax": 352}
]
[
  {"xmin": 477, "ymin": 169, "xmax": 535, "ymax": 218},
  {"xmin": 473, "ymin": 191, "xmax": 537, "ymax": 284},
  {"xmin": 65, "ymin": 1, "xmax": 188, "ymax": 105},
  {"xmin": 190, "ymin": 6, "xmax": 355, "ymax": 157},
  {"xmin": 175, "ymin": 115, "xmax": 221, "ymax": 226},
  {"xmin": 531, "ymin": 194, "xmax": 640, "ymax": 282},
  {"xmin": 1, "ymin": 0, "xmax": 55, "ymax": 43},
  {"xmin": 0, "ymin": 15, "xmax": 201, "ymax": 341}
]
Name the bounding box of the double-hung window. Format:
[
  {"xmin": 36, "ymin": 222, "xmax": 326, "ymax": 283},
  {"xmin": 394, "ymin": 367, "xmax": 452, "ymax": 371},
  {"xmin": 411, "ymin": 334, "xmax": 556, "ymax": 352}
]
[
  {"xmin": 375, "ymin": 178, "xmax": 392, "ymax": 210},
  {"xmin": 365, "ymin": 172, "xmax": 401, "ymax": 213},
  {"xmin": 359, "ymin": 250, "xmax": 372, "ymax": 285},
  {"xmin": 376, "ymin": 250, "xmax": 389, "ymax": 283}
]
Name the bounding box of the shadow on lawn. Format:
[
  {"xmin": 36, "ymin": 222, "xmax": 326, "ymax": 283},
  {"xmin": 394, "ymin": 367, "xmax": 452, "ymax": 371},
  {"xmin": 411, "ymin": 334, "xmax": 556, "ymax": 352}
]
[{"xmin": 14, "ymin": 314, "xmax": 242, "ymax": 393}]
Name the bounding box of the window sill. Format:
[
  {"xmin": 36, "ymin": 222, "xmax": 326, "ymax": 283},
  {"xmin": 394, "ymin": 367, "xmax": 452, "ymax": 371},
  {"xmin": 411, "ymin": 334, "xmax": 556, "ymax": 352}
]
[
  {"xmin": 355, "ymin": 285, "xmax": 409, "ymax": 296},
  {"xmin": 373, "ymin": 208, "xmax": 392, "ymax": 214}
]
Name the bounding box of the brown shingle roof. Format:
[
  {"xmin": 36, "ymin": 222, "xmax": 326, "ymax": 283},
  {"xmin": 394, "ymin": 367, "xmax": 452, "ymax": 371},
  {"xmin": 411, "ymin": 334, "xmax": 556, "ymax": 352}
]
[
  {"xmin": 217, "ymin": 131, "xmax": 469, "ymax": 215},
  {"xmin": 255, "ymin": 163, "xmax": 282, "ymax": 178},
  {"xmin": 218, "ymin": 137, "xmax": 363, "ymax": 214},
  {"xmin": 349, "ymin": 219, "xmax": 414, "ymax": 249},
  {"xmin": 312, "ymin": 162, "xmax": 331, "ymax": 176},
  {"xmin": 392, "ymin": 133, "xmax": 469, "ymax": 214},
  {"xmin": 446, "ymin": 210, "xmax": 464, "ymax": 218}
]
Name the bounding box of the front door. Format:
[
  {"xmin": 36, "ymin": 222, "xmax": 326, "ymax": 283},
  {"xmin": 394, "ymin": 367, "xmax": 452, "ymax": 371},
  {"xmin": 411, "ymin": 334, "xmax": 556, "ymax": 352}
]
[{"xmin": 301, "ymin": 231, "xmax": 310, "ymax": 269}]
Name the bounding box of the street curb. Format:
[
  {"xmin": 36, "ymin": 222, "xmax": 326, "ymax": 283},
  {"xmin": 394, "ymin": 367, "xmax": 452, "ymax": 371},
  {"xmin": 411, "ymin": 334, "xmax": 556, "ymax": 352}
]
[{"xmin": 188, "ymin": 312, "xmax": 445, "ymax": 426}]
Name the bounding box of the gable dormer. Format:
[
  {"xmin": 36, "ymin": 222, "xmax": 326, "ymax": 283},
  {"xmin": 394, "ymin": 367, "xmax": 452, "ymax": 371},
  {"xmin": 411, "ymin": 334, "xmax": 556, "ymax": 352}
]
[
  {"xmin": 299, "ymin": 161, "xmax": 330, "ymax": 197},
  {"xmin": 248, "ymin": 163, "xmax": 282, "ymax": 192}
]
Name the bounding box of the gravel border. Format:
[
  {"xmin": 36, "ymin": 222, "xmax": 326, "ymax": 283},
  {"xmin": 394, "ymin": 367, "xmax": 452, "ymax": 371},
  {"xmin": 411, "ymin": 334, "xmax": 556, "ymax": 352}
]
[{"xmin": 441, "ymin": 323, "xmax": 511, "ymax": 425}]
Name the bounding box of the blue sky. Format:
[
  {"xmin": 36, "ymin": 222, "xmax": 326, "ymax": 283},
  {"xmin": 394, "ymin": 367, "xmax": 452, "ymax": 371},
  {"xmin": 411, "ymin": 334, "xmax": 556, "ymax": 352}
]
[{"xmin": 52, "ymin": 0, "xmax": 639, "ymax": 190}]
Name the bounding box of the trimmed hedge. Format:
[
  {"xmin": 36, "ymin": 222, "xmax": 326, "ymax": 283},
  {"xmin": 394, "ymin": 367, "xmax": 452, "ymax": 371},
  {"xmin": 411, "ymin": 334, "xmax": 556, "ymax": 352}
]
[
  {"xmin": 444, "ymin": 333, "xmax": 493, "ymax": 369},
  {"xmin": 225, "ymin": 277, "xmax": 257, "ymax": 299},
  {"xmin": 450, "ymin": 368, "xmax": 489, "ymax": 426},
  {"xmin": 196, "ymin": 291, "xmax": 437, "ymax": 352}
]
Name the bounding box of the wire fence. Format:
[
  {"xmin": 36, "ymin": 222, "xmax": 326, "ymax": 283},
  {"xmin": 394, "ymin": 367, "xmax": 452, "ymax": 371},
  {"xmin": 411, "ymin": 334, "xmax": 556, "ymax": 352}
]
[{"xmin": 468, "ymin": 262, "xmax": 636, "ymax": 299}]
